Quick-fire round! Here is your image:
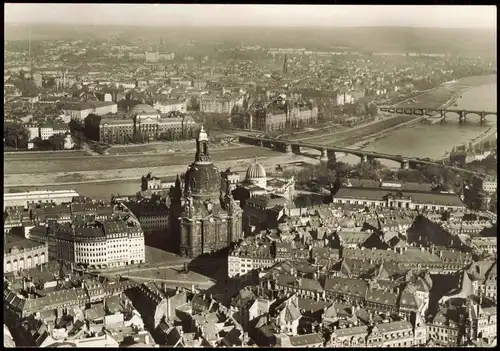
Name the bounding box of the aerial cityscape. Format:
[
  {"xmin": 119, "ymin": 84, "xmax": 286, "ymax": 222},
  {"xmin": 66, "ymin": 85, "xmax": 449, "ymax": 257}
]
[{"xmin": 3, "ymin": 4, "xmax": 497, "ymax": 348}]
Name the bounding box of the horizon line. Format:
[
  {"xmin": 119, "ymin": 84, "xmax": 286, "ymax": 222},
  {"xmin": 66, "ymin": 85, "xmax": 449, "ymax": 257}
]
[{"xmin": 4, "ymin": 22, "xmax": 496, "ymax": 30}]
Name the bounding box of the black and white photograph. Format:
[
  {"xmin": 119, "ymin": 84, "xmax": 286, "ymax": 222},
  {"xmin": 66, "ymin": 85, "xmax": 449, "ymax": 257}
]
[{"xmin": 3, "ymin": 3, "xmax": 497, "ymax": 348}]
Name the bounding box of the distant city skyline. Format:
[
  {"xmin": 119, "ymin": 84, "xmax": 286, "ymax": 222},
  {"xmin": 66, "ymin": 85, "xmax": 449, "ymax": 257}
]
[{"xmin": 4, "ymin": 4, "xmax": 497, "ymax": 29}]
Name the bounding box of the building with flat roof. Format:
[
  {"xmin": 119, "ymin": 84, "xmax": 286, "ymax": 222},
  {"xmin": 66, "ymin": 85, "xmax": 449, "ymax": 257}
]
[
  {"xmin": 331, "ymin": 179, "xmax": 465, "ymax": 212},
  {"xmin": 60, "ymin": 101, "xmax": 118, "ymax": 121},
  {"xmin": 4, "ymin": 190, "xmax": 80, "ymax": 210}
]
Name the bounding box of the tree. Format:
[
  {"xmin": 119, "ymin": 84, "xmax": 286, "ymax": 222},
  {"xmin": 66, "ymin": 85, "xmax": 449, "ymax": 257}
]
[
  {"xmin": 47, "ymin": 133, "xmax": 66, "ymax": 150},
  {"xmin": 352, "ymin": 161, "xmax": 383, "ymax": 180},
  {"xmin": 397, "ymin": 169, "xmax": 425, "ymax": 183},
  {"xmin": 420, "ymin": 164, "xmax": 450, "ymax": 184},
  {"xmin": 294, "ymin": 193, "xmax": 313, "ymax": 208},
  {"xmin": 4, "ymin": 122, "xmax": 30, "ymax": 149},
  {"xmin": 366, "ymin": 103, "xmax": 379, "ymax": 117},
  {"xmin": 354, "ymin": 102, "xmax": 367, "ymax": 117},
  {"xmin": 32, "ymin": 137, "xmax": 42, "ymax": 147},
  {"xmin": 331, "ymin": 161, "xmax": 352, "ymax": 178}
]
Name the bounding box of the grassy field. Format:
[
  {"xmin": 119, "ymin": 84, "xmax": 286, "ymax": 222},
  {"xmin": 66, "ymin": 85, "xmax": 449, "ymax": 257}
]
[
  {"xmin": 4, "ymin": 146, "xmax": 282, "ymax": 175},
  {"xmin": 304, "ymin": 115, "xmax": 416, "ymax": 146},
  {"xmin": 4, "ymin": 150, "xmax": 88, "ymax": 160}
]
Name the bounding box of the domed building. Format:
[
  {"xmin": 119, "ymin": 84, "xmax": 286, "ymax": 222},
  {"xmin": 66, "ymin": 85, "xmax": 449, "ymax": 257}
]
[
  {"xmin": 245, "ymin": 159, "xmax": 267, "ymax": 189},
  {"xmin": 223, "ymin": 159, "xmax": 296, "ymax": 227},
  {"xmin": 183, "ymin": 126, "xmax": 222, "ymax": 199},
  {"xmin": 170, "ymin": 126, "xmax": 243, "ymax": 258}
]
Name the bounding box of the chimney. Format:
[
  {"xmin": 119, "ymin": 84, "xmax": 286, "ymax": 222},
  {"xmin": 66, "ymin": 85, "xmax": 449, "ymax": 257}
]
[{"xmin": 439, "ymin": 251, "xmax": 443, "ymax": 258}]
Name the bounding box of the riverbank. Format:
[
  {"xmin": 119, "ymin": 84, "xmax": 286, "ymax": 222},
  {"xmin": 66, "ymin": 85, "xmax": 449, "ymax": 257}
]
[
  {"xmin": 348, "ymin": 75, "xmax": 497, "ymax": 152},
  {"xmin": 341, "ymin": 115, "xmax": 426, "ymax": 149},
  {"xmin": 3, "ymin": 153, "xmax": 316, "ymax": 188}
]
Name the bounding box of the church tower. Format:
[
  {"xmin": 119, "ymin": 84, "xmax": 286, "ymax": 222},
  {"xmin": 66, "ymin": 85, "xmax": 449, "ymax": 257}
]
[
  {"xmin": 177, "ymin": 126, "xmax": 243, "ymax": 258},
  {"xmin": 283, "ymin": 54, "xmax": 288, "ymax": 75}
]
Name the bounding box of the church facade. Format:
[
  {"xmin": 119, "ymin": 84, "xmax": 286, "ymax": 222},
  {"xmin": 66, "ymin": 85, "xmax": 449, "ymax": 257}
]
[{"xmin": 169, "ymin": 127, "xmax": 243, "ymax": 258}]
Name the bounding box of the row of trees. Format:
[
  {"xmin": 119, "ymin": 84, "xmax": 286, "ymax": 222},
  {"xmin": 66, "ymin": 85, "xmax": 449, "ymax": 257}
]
[
  {"xmin": 192, "ymin": 112, "xmax": 232, "ymax": 130},
  {"xmin": 32, "ymin": 134, "xmax": 67, "ymax": 151},
  {"xmin": 4, "ymin": 122, "xmax": 30, "ymax": 149},
  {"xmin": 318, "ymin": 99, "xmax": 379, "ymax": 122},
  {"xmin": 4, "ymin": 122, "xmax": 71, "ymax": 151},
  {"xmin": 132, "ymin": 127, "xmax": 201, "ymax": 144},
  {"xmin": 287, "ymin": 157, "xmax": 464, "ymax": 194}
]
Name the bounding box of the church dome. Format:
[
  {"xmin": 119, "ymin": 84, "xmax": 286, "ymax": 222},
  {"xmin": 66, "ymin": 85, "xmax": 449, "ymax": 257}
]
[
  {"xmin": 130, "ymin": 104, "xmax": 159, "ymax": 115},
  {"xmin": 246, "ymin": 161, "xmax": 266, "ymax": 180},
  {"xmin": 184, "ymin": 162, "xmax": 221, "ymax": 198}
]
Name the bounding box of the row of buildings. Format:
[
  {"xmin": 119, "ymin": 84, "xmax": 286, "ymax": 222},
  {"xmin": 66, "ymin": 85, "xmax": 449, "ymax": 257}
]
[
  {"xmin": 4, "ymin": 267, "xmax": 156, "ymax": 347},
  {"xmin": 84, "ymin": 104, "xmax": 198, "ymax": 144},
  {"xmin": 4, "ymin": 197, "xmax": 146, "ymax": 271},
  {"xmin": 232, "ymin": 94, "xmax": 319, "ymax": 131}
]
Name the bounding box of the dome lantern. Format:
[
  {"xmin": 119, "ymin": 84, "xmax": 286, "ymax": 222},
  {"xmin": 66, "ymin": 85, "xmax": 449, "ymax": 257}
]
[{"xmin": 198, "ymin": 125, "xmax": 208, "ymax": 142}]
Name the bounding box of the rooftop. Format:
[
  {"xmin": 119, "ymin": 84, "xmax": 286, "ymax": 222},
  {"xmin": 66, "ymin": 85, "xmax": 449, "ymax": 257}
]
[{"xmin": 5, "ymin": 234, "xmax": 44, "ymax": 253}]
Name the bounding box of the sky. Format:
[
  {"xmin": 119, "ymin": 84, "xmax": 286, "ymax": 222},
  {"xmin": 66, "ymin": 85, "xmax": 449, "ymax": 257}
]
[{"xmin": 4, "ymin": 4, "xmax": 497, "ymax": 29}]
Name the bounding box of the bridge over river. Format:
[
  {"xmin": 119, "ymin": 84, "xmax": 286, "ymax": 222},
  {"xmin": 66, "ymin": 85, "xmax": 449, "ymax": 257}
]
[
  {"xmin": 238, "ymin": 135, "xmax": 485, "ymax": 177},
  {"xmin": 379, "ymin": 106, "xmax": 497, "ymax": 123}
]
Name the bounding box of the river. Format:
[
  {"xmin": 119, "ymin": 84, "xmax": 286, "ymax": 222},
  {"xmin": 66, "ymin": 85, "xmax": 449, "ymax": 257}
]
[
  {"xmin": 339, "ymin": 79, "xmax": 497, "ymax": 167},
  {"xmin": 7, "ymin": 76, "xmax": 497, "ymax": 200}
]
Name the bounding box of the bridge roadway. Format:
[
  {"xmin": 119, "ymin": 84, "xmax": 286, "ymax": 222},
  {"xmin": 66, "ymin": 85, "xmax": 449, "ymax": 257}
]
[
  {"xmin": 238, "ymin": 135, "xmax": 485, "ymax": 177},
  {"xmin": 379, "ymin": 106, "xmax": 497, "ymax": 123}
]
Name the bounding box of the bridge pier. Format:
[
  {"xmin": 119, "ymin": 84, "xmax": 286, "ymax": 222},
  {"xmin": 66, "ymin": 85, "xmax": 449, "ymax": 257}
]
[
  {"xmin": 319, "ymin": 148, "xmax": 329, "ymax": 163},
  {"xmin": 291, "ymin": 144, "xmax": 301, "ymax": 154},
  {"xmin": 284, "ymin": 143, "xmax": 292, "ymax": 154},
  {"xmin": 360, "ymin": 154, "xmax": 368, "ymax": 163},
  {"xmin": 439, "ymin": 110, "xmax": 446, "ymax": 123},
  {"xmin": 327, "ymin": 149, "xmax": 337, "ymax": 162},
  {"xmin": 259, "ymin": 140, "xmax": 264, "ymax": 147},
  {"xmin": 480, "ymin": 112, "xmax": 486, "ymax": 124},
  {"xmin": 400, "ymin": 160, "xmax": 409, "ymax": 170},
  {"xmin": 458, "ymin": 111, "xmax": 466, "ymax": 123}
]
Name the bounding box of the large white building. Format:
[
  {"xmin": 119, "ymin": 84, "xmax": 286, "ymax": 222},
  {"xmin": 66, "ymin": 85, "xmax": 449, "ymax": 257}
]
[
  {"xmin": 29, "ymin": 220, "xmax": 145, "ymax": 268},
  {"xmin": 228, "ymin": 241, "xmax": 275, "ymax": 278},
  {"xmin": 59, "ymin": 101, "xmax": 118, "ymax": 121},
  {"xmin": 39, "ymin": 122, "xmax": 70, "ymax": 140},
  {"xmin": 153, "ymin": 99, "xmax": 188, "ymax": 114},
  {"xmin": 4, "ymin": 190, "xmax": 80, "ymax": 210}
]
